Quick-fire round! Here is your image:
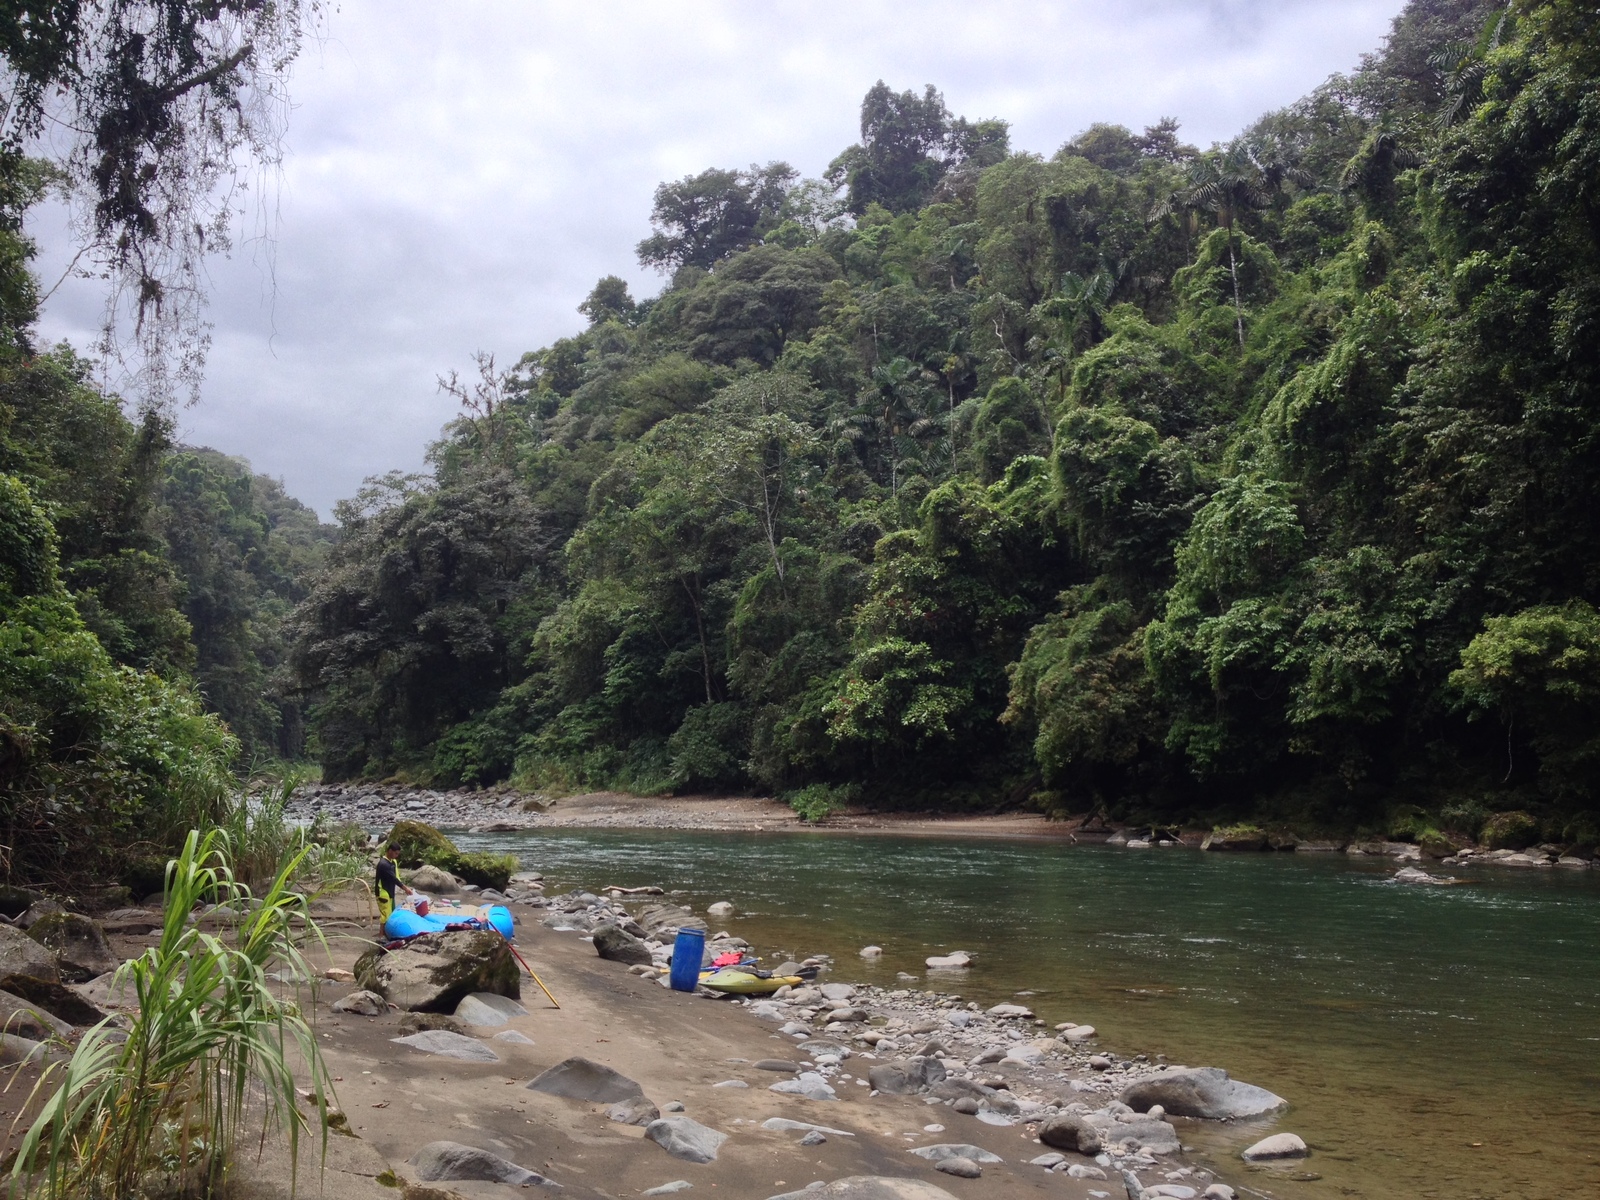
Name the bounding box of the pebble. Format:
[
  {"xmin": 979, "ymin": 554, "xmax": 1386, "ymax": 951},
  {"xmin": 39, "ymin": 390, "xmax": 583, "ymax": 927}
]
[
  {"xmin": 799, "ymin": 1131, "xmax": 826, "ymax": 1146},
  {"xmin": 643, "ymin": 1184, "xmax": 692, "ymax": 1196},
  {"xmin": 712, "ymin": 1080, "xmax": 748, "ymax": 1088}
]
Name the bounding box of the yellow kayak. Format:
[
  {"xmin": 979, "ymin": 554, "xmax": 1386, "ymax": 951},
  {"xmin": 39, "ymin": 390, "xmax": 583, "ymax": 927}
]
[{"xmin": 699, "ymin": 968, "xmax": 805, "ymax": 995}]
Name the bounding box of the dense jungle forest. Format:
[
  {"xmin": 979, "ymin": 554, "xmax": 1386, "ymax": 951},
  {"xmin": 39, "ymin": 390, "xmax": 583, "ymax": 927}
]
[
  {"xmin": 287, "ymin": 0, "xmax": 1600, "ymax": 841},
  {"xmin": 7, "ymin": 0, "xmax": 1600, "ymax": 880}
]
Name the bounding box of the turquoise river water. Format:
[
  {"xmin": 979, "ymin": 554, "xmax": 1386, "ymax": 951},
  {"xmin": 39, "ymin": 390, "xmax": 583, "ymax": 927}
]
[{"xmin": 452, "ymin": 829, "xmax": 1600, "ymax": 1200}]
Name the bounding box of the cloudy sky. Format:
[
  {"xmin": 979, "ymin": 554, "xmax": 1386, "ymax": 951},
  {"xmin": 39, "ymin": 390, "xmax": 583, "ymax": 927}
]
[{"xmin": 29, "ymin": 0, "xmax": 1405, "ymax": 518}]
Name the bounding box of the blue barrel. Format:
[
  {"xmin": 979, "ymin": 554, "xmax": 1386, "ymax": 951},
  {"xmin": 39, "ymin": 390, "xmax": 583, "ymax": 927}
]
[{"xmin": 669, "ymin": 928, "xmax": 706, "ymax": 992}]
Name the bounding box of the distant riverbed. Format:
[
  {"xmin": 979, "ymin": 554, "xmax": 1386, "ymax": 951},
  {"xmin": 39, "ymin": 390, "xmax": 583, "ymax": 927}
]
[{"xmin": 452, "ymin": 828, "xmax": 1600, "ymax": 1200}]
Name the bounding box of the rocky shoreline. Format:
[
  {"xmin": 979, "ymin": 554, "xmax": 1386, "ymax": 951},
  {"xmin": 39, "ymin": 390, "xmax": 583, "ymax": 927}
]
[{"xmin": 285, "ymin": 781, "xmax": 1596, "ymax": 874}]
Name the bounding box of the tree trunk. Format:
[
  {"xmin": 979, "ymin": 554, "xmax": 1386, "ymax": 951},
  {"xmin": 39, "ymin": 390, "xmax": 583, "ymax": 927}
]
[
  {"xmin": 1228, "ymin": 237, "xmax": 1246, "ymax": 350},
  {"xmin": 680, "ymin": 574, "xmax": 715, "ymax": 704}
]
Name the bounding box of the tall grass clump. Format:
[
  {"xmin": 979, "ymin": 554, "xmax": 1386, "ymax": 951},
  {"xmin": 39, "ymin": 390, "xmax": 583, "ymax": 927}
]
[{"xmin": 9, "ymin": 830, "xmax": 335, "ymax": 1200}]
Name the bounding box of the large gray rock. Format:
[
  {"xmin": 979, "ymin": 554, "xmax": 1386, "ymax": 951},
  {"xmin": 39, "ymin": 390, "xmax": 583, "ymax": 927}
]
[
  {"xmin": 0, "ymin": 1033, "xmax": 66, "ymax": 1066},
  {"xmin": 17, "ymin": 899, "xmax": 65, "ymax": 928},
  {"xmin": 27, "ymin": 912, "xmax": 117, "ymax": 983},
  {"xmin": 1038, "ymin": 1113, "xmax": 1102, "ymax": 1154},
  {"xmin": 591, "ymin": 923, "xmax": 654, "ymax": 966},
  {"xmin": 644, "ymin": 1116, "xmax": 727, "ymax": 1164},
  {"xmin": 908, "ymin": 1144, "xmax": 1003, "ymax": 1164},
  {"xmin": 527, "ymin": 1056, "xmax": 645, "ymax": 1103},
  {"xmin": 405, "ymin": 865, "xmax": 460, "ymax": 893},
  {"xmin": 0, "ymin": 990, "xmax": 72, "ymax": 1041},
  {"xmin": 766, "ymin": 1180, "xmax": 960, "ymax": 1200},
  {"xmin": 391, "ymin": 1030, "xmax": 501, "ymax": 1062},
  {"xmin": 608, "ymin": 1095, "xmax": 661, "ymax": 1126},
  {"xmin": 1089, "ymin": 1113, "xmax": 1179, "ymax": 1155},
  {"xmin": 0, "ymin": 975, "xmax": 105, "ymax": 1026},
  {"xmin": 867, "ymin": 1055, "xmax": 945, "ymax": 1095},
  {"xmin": 1120, "ymin": 1067, "xmax": 1286, "ymax": 1120},
  {"xmin": 354, "ymin": 928, "xmax": 519, "ymax": 1013},
  {"xmin": 0, "ymin": 925, "xmax": 59, "ymax": 983},
  {"xmin": 454, "ymin": 991, "xmax": 528, "ymax": 1026},
  {"xmin": 409, "ymin": 1140, "xmax": 556, "ymax": 1187}
]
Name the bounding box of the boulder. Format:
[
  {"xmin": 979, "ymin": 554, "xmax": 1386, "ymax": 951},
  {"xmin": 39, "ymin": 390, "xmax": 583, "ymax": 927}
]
[
  {"xmin": 384, "ymin": 820, "xmax": 458, "ymax": 867},
  {"xmin": 0, "ymin": 885, "xmax": 41, "ymax": 920},
  {"xmin": 26, "ymin": 913, "xmax": 116, "ymax": 983},
  {"xmin": 591, "ymin": 923, "xmax": 654, "ymax": 966},
  {"xmin": 0, "ymin": 1033, "xmax": 66, "ymax": 1066},
  {"xmin": 1090, "ymin": 1114, "xmax": 1179, "ymax": 1154},
  {"xmin": 454, "ymin": 992, "xmax": 528, "ymax": 1026},
  {"xmin": 527, "ymin": 1056, "xmax": 645, "ymax": 1104},
  {"xmin": 608, "ymin": 1096, "xmax": 661, "ymax": 1126},
  {"xmin": 819, "ymin": 983, "xmax": 856, "ymax": 1002},
  {"xmin": 354, "ymin": 928, "xmax": 519, "ymax": 1013},
  {"xmin": 391, "ymin": 1030, "xmax": 501, "ymax": 1062},
  {"xmin": 1201, "ymin": 827, "xmax": 1268, "ymax": 852},
  {"xmin": 1241, "ymin": 1132, "xmax": 1307, "ymax": 1161},
  {"xmin": 331, "ymin": 989, "xmax": 386, "ymax": 1016},
  {"xmin": 644, "ymin": 1116, "xmax": 727, "ymax": 1163},
  {"xmin": 933, "ymin": 1158, "xmax": 980, "ymax": 1178},
  {"xmin": 867, "ymin": 1055, "xmax": 945, "ymax": 1095},
  {"xmin": 0, "ymin": 990, "xmax": 72, "ymax": 1040},
  {"xmin": 766, "ymin": 1179, "xmax": 961, "ymax": 1200},
  {"xmin": 1038, "ymin": 1114, "xmax": 1101, "ymax": 1154},
  {"xmin": 17, "ymin": 899, "xmax": 65, "ymax": 928},
  {"xmin": 908, "ymin": 1144, "xmax": 1002, "ymax": 1164},
  {"xmin": 406, "ymin": 865, "xmax": 460, "ymax": 893},
  {"xmin": 0, "ymin": 925, "xmax": 59, "ymax": 983},
  {"xmin": 707, "ymin": 901, "xmax": 735, "ymax": 918},
  {"xmin": 408, "ymin": 1141, "xmax": 554, "ymax": 1187},
  {"xmin": 1120, "ymin": 1067, "xmax": 1286, "ymax": 1120},
  {"xmin": 1393, "ymin": 867, "xmax": 1451, "ymax": 886},
  {"xmin": 0, "ymin": 974, "xmax": 106, "ymax": 1025}
]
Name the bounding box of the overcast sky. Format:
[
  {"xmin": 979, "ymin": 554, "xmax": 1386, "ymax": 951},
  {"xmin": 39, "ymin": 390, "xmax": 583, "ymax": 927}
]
[{"xmin": 28, "ymin": 0, "xmax": 1405, "ymax": 518}]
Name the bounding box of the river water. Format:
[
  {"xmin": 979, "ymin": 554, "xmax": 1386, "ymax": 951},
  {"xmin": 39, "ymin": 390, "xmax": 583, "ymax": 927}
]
[{"xmin": 452, "ymin": 828, "xmax": 1600, "ymax": 1199}]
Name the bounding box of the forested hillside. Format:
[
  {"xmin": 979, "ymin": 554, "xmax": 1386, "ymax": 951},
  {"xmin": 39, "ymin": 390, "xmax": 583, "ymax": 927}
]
[
  {"xmin": 290, "ymin": 0, "xmax": 1600, "ymax": 841},
  {"xmin": 0, "ymin": 214, "xmax": 334, "ymax": 877}
]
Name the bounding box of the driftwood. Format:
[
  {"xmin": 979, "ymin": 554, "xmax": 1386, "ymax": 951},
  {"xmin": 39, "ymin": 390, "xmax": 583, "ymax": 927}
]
[{"xmin": 601, "ymin": 885, "xmax": 664, "ymax": 895}]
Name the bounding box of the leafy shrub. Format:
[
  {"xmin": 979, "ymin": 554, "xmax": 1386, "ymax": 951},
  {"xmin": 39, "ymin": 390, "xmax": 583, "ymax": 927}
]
[
  {"xmin": 384, "ymin": 819, "xmax": 458, "ymax": 866},
  {"xmin": 1480, "ymin": 810, "xmax": 1540, "ymax": 851},
  {"xmin": 11, "ymin": 830, "xmax": 334, "ymax": 1199},
  {"xmin": 439, "ymin": 850, "xmax": 518, "ymax": 892},
  {"xmin": 1439, "ymin": 800, "xmax": 1490, "ymax": 840},
  {"xmin": 667, "ymin": 702, "xmax": 750, "ymax": 791},
  {"xmin": 785, "ymin": 782, "xmax": 857, "ymax": 823}
]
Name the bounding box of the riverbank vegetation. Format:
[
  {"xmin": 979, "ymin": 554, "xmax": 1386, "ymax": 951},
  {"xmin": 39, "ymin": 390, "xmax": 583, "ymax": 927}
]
[
  {"xmin": 289, "ymin": 1, "xmax": 1600, "ymax": 844},
  {"xmin": 0, "ymin": 0, "xmax": 331, "ymax": 885}
]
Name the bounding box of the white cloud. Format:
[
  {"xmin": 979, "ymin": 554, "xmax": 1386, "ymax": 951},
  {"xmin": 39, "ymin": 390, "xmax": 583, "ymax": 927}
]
[{"xmin": 28, "ymin": 0, "xmax": 1404, "ymax": 516}]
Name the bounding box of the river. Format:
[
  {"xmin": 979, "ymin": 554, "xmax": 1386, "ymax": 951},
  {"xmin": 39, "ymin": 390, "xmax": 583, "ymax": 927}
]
[{"xmin": 451, "ymin": 828, "xmax": 1600, "ymax": 1200}]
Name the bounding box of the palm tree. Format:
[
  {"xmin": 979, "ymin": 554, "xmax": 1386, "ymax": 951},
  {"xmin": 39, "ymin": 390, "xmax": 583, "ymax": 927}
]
[
  {"xmin": 1028, "ymin": 267, "xmax": 1115, "ymax": 402},
  {"xmin": 1153, "ymin": 143, "xmax": 1309, "ymax": 349}
]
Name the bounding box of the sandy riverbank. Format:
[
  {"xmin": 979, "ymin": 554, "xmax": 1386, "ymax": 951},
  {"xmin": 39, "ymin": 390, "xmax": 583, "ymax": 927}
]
[{"xmin": 9, "ymin": 877, "xmax": 1267, "ymax": 1200}]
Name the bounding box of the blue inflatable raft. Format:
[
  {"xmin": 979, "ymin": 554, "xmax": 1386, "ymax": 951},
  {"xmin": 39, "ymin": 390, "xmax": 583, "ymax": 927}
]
[{"xmin": 384, "ymin": 903, "xmax": 515, "ymax": 942}]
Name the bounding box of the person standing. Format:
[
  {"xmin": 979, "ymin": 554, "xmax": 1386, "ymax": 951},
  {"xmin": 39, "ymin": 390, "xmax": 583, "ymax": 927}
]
[{"xmin": 375, "ymin": 842, "xmax": 416, "ymax": 923}]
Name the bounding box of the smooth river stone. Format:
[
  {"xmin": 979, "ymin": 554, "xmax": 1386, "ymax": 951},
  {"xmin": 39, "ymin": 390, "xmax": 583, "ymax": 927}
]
[{"xmin": 391, "ymin": 1030, "xmax": 500, "ymax": 1062}]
